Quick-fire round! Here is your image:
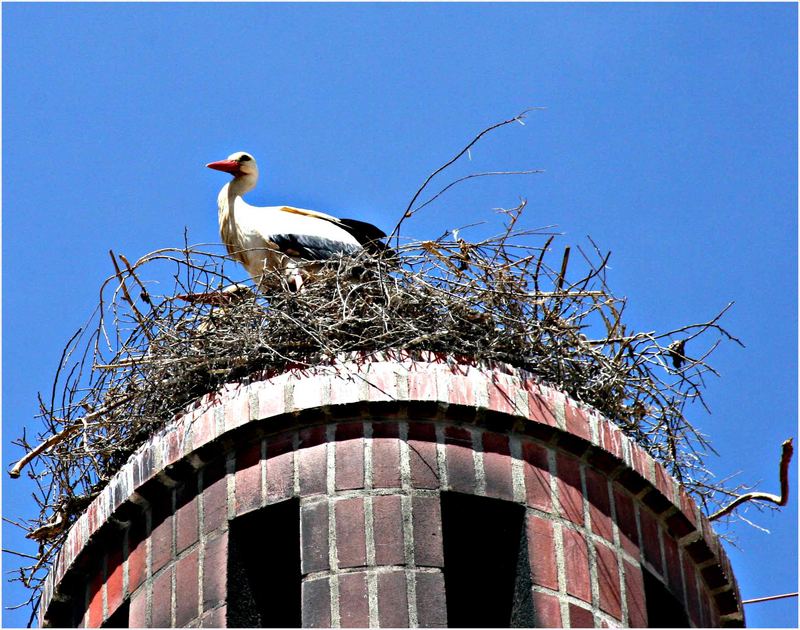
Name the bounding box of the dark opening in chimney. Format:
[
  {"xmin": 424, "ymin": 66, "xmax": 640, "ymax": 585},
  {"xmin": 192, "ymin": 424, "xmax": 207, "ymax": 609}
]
[
  {"xmin": 643, "ymin": 567, "xmax": 690, "ymax": 627},
  {"xmin": 227, "ymin": 498, "xmax": 301, "ymax": 628},
  {"xmin": 441, "ymin": 491, "xmax": 531, "ymax": 627}
]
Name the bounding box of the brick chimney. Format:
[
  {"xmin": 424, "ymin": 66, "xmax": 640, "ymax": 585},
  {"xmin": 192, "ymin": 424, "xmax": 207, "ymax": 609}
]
[{"xmin": 39, "ymin": 353, "xmax": 744, "ymax": 627}]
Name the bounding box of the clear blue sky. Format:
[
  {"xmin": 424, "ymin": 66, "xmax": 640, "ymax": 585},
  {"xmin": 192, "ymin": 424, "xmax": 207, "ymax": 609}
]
[{"xmin": 3, "ymin": 2, "xmax": 796, "ymax": 627}]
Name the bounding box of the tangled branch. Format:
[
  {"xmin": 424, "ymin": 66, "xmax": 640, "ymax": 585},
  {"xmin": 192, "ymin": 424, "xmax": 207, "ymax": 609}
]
[
  {"xmin": 709, "ymin": 438, "xmax": 794, "ymax": 521},
  {"xmin": 5, "ymin": 111, "xmax": 755, "ymax": 617}
]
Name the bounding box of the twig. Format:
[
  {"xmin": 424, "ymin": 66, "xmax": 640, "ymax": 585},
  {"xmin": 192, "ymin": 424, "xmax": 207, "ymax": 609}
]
[
  {"xmin": 390, "ymin": 108, "xmax": 540, "ymax": 243},
  {"xmin": 8, "ymin": 393, "xmax": 136, "ymax": 478},
  {"xmin": 108, "ymin": 250, "xmax": 154, "ymax": 342},
  {"xmin": 709, "ymin": 438, "xmax": 794, "ymax": 521}
]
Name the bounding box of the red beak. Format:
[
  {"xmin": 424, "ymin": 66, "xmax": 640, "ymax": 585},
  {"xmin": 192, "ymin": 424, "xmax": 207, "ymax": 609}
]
[{"xmin": 206, "ymin": 159, "xmax": 241, "ymax": 174}]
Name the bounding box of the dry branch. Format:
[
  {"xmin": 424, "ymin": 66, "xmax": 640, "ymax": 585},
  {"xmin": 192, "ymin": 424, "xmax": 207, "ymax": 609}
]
[
  {"xmin": 709, "ymin": 438, "xmax": 794, "ymax": 521},
  {"xmin": 8, "ymin": 227, "xmax": 743, "ymax": 607},
  {"xmin": 5, "ymin": 112, "xmax": 758, "ymax": 621}
]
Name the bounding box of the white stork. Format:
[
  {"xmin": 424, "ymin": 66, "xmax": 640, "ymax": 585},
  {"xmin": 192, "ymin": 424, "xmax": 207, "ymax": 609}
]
[{"xmin": 207, "ymin": 151, "xmax": 388, "ymax": 290}]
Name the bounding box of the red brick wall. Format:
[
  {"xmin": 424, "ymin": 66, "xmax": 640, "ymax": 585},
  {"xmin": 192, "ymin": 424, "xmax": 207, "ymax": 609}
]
[{"xmin": 40, "ymin": 355, "xmax": 744, "ymax": 628}]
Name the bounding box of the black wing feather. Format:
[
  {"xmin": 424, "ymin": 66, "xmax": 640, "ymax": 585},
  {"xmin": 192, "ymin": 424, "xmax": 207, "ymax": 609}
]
[
  {"xmin": 338, "ymin": 218, "xmax": 393, "ymax": 256},
  {"xmin": 270, "ymin": 233, "xmax": 361, "ymax": 261}
]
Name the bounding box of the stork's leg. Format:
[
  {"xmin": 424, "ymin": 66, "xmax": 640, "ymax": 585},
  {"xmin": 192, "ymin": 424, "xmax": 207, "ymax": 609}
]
[
  {"xmin": 284, "ymin": 260, "xmax": 304, "ymax": 293},
  {"xmin": 291, "ymin": 269, "xmax": 304, "ymax": 292}
]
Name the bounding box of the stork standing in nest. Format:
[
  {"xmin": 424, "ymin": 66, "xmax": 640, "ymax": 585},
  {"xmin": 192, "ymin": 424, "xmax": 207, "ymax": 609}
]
[{"xmin": 207, "ymin": 151, "xmax": 389, "ymax": 291}]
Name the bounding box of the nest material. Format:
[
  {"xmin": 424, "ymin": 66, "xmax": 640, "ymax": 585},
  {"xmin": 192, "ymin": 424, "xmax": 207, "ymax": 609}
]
[
  {"xmin": 5, "ymin": 113, "xmax": 747, "ymax": 617},
  {"xmin": 8, "ymin": 203, "xmax": 743, "ymax": 608}
]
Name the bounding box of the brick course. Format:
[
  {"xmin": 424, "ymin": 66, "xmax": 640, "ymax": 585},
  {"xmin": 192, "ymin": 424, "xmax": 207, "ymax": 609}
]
[{"xmin": 42, "ymin": 356, "xmax": 742, "ymax": 628}]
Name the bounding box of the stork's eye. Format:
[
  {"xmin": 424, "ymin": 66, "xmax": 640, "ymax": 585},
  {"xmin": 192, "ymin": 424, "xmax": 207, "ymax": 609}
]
[{"xmin": 239, "ymin": 155, "xmax": 252, "ymax": 162}]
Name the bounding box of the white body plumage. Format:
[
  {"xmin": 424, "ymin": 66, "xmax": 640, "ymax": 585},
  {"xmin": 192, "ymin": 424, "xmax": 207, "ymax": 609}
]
[{"xmin": 208, "ymin": 151, "xmax": 385, "ymax": 289}]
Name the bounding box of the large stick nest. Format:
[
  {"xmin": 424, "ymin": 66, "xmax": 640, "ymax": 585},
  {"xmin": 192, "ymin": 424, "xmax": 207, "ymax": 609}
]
[{"xmin": 5, "ymin": 112, "xmax": 746, "ymax": 617}]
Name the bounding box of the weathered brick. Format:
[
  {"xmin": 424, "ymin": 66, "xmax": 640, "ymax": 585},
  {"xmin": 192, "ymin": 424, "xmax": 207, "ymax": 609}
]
[
  {"xmin": 335, "ymin": 498, "xmax": 367, "ymax": 568},
  {"xmin": 445, "ymin": 443, "xmax": 475, "ymax": 493},
  {"xmin": 129, "ymin": 588, "xmax": 148, "ymax": 627},
  {"xmin": 177, "ymin": 490, "xmax": 200, "ymax": 554},
  {"xmin": 87, "ymin": 566, "xmax": 104, "ymax": 628},
  {"xmin": 132, "ymin": 446, "xmax": 155, "ymax": 489},
  {"xmin": 176, "ymin": 548, "xmax": 200, "ymax": 626},
  {"xmin": 488, "ymin": 372, "xmax": 517, "ymax": 416},
  {"xmin": 266, "ymin": 450, "xmax": 294, "ymax": 501},
  {"xmin": 88, "ymin": 504, "xmax": 101, "ymax": 541},
  {"xmin": 189, "ymin": 406, "xmax": 216, "ymax": 450},
  {"xmin": 631, "ymin": 444, "xmax": 652, "ymax": 483},
  {"xmin": 522, "ymin": 441, "xmax": 552, "ymax": 512},
  {"xmin": 302, "ymin": 577, "xmax": 331, "ymax": 628},
  {"xmin": 298, "ymin": 443, "xmax": 327, "ymax": 496},
  {"xmin": 365, "ymin": 362, "xmax": 401, "ymax": 402},
  {"xmin": 410, "ymin": 439, "xmax": 440, "ymax": 488},
  {"xmin": 152, "ymin": 567, "xmax": 173, "ymax": 627},
  {"xmin": 127, "ymin": 517, "xmax": 147, "ymax": 594},
  {"xmin": 525, "ymin": 382, "xmax": 558, "ymax": 427},
  {"xmin": 556, "ymin": 452, "xmax": 584, "ymax": 526},
  {"xmin": 600, "ymin": 421, "xmax": 624, "ymax": 461},
  {"xmin": 595, "ymin": 542, "xmax": 622, "ymax": 618},
  {"xmin": 336, "ymin": 439, "xmax": 365, "ymax": 490},
  {"xmin": 532, "ymin": 591, "xmax": 562, "ymax": 627},
  {"xmin": 151, "ymin": 503, "xmax": 173, "ymax": 574},
  {"xmin": 200, "ymin": 606, "xmax": 226, "ymax": 628},
  {"xmin": 684, "ymin": 554, "xmax": 701, "ymax": 627},
  {"xmin": 328, "ymin": 374, "xmax": 363, "ymax": 406},
  {"xmin": 613, "ymin": 488, "xmax": 639, "ymax": 557},
  {"xmin": 412, "ymin": 496, "xmax": 444, "ymax": 567},
  {"xmin": 301, "ymin": 501, "xmax": 330, "ymax": 574},
  {"xmin": 654, "ymin": 461, "xmax": 675, "ymax": 502},
  {"xmin": 407, "ymin": 370, "xmax": 438, "ymax": 401},
  {"xmin": 569, "ymin": 603, "xmax": 595, "ymax": 628},
  {"xmin": 415, "ymin": 571, "xmax": 447, "ymax": 627},
  {"xmin": 235, "ymin": 441, "xmax": 262, "ymax": 515},
  {"xmin": 372, "ymin": 495, "xmax": 405, "ymax": 566},
  {"xmin": 662, "ymin": 533, "xmax": 683, "ymax": 601},
  {"xmin": 625, "ymin": 560, "xmax": 647, "ymax": 627},
  {"xmin": 338, "ymin": 572, "xmax": 369, "ymax": 628},
  {"xmin": 526, "ymin": 514, "xmax": 558, "ymax": 590},
  {"xmin": 106, "ymin": 546, "xmax": 124, "ymax": 617},
  {"xmin": 372, "ymin": 438, "xmax": 402, "ymax": 488},
  {"xmin": 447, "ymin": 372, "xmax": 476, "ymax": 407},
  {"xmin": 585, "ymin": 467, "xmax": 613, "ymax": 542},
  {"xmin": 679, "ymin": 488, "xmax": 698, "ymax": 528},
  {"xmin": 202, "ymin": 459, "xmax": 228, "ymax": 535},
  {"xmin": 563, "ymin": 527, "xmax": 591, "ymax": 603},
  {"xmin": 223, "ymin": 384, "xmax": 251, "ymax": 432},
  {"xmin": 565, "ymin": 403, "xmax": 592, "ymax": 442},
  {"xmin": 482, "ymin": 432, "xmax": 513, "ymax": 501},
  {"xmin": 377, "ymin": 571, "xmax": 409, "ymax": 627},
  {"xmin": 639, "ymin": 508, "xmax": 663, "ymax": 574},
  {"xmin": 202, "ymin": 533, "xmax": 228, "ymax": 611}
]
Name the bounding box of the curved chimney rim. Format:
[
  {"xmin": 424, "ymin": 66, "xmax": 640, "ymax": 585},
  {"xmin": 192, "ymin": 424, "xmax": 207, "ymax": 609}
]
[{"xmin": 39, "ymin": 350, "xmax": 744, "ymax": 626}]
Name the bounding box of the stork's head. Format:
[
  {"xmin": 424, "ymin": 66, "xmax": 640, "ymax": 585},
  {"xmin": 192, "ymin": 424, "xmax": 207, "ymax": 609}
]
[{"xmin": 206, "ymin": 151, "xmax": 259, "ymax": 178}]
